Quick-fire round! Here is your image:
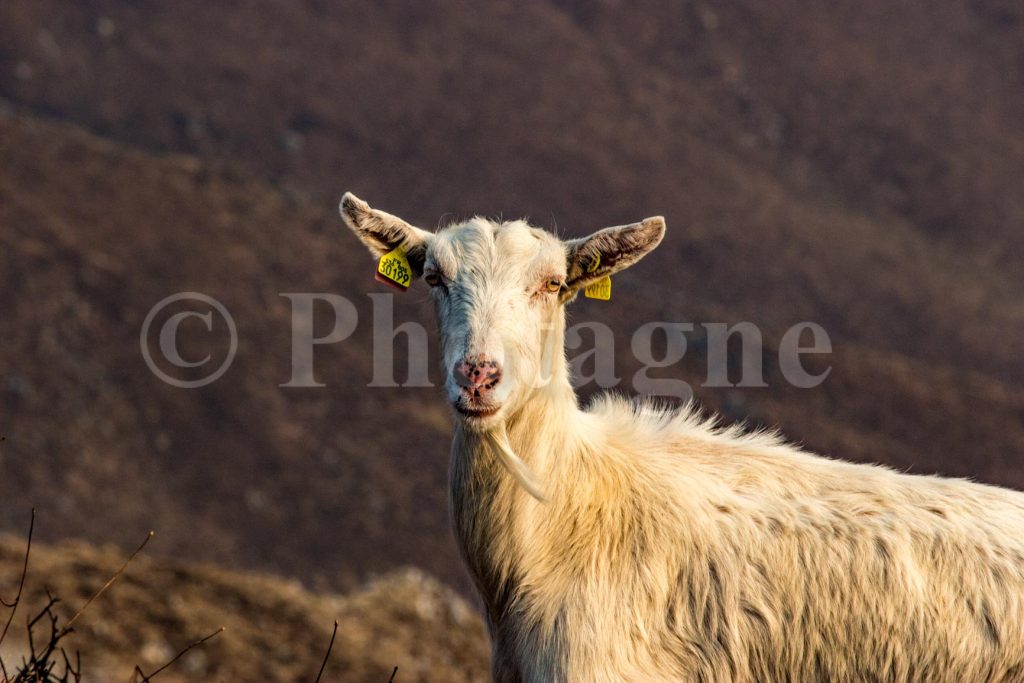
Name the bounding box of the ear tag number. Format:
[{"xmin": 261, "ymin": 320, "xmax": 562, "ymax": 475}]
[
  {"xmin": 584, "ymin": 277, "xmax": 612, "ymax": 300},
  {"xmin": 583, "ymin": 253, "xmax": 611, "ymax": 300},
  {"xmin": 376, "ymin": 246, "xmax": 412, "ymax": 291}
]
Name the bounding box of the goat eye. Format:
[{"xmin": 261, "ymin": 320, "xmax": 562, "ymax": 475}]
[
  {"xmin": 424, "ymin": 272, "xmax": 443, "ymax": 287},
  {"xmin": 544, "ymin": 279, "xmax": 562, "ymax": 293}
]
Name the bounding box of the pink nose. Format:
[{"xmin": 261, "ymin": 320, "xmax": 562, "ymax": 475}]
[{"xmin": 453, "ymin": 356, "xmax": 503, "ymax": 399}]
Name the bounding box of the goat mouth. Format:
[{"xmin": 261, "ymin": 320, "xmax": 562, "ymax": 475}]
[{"xmin": 454, "ymin": 403, "xmax": 501, "ymax": 420}]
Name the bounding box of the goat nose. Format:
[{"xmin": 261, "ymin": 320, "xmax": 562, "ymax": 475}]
[{"xmin": 453, "ymin": 356, "xmax": 503, "ymax": 397}]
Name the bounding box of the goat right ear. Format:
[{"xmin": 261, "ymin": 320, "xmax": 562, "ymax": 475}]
[{"xmin": 339, "ymin": 192, "xmax": 430, "ymax": 276}]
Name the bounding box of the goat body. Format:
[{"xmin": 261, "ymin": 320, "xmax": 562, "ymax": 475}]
[{"xmin": 451, "ymin": 392, "xmax": 1024, "ymax": 682}]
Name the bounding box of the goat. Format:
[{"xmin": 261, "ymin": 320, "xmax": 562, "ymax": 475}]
[{"xmin": 341, "ymin": 192, "xmax": 1024, "ymax": 683}]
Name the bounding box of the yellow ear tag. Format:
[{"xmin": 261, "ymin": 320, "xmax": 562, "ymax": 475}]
[
  {"xmin": 584, "ymin": 277, "xmax": 612, "ymax": 300},
  {"xmin": 376, "ymin": 246, "xmax": 412, "ymax": 291},
  {"xmin": 583, "ymin": 253, "xmax": 611, "ymax": 300}
]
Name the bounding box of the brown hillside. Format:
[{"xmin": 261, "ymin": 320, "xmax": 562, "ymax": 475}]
[
  {"xmin": 0, "ymin": 114, "xmax": 459, "ymax": 590},
  {"xmin": 0, "ymin": 1, "xmax": 1023, "ymax": 593},
  {"xmin": 2, "ymin": 0, "xmax": 1022, "ymax": 378}
]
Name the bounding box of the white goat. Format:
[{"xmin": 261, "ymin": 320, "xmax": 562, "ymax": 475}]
[{"xmin": 341, "ymin": 192, "xmax": 1024, "ymax": 683}]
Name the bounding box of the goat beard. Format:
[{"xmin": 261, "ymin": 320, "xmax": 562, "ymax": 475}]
[{"xmin": 483, "ymin": 423, "xmax": 548, "ymax": 503}]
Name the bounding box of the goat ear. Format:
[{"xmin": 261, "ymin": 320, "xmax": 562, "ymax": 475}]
[
  {"xmin": 339, "ymin": 192, "xmax": 431, "ymax": 276},
  {"xmin": 561, "ymin": 216, "xmax": 666, "ymax": 302}
]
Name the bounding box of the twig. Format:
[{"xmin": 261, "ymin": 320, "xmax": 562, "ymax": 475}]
[
  {"xmin": 59, "ymin": 649, "xmax": 80, "ymax": 683},
  {"xmin": 388, "ymin": 666, "xmax": 398, "ymax": 682},
  {"xmin": 14, "ymin": 594, "xmax": 67, "ymax": 683},
  {"xmin": 312, "ymin": 620, "xmax": 338, "ymax": 683},
  {"xmin": 59, "ymin": 531, "xmax": 153, "ymax": 637},
  {"xmin": 131, "ymin": 627, "xmax": 224, "ymax": 683},
  {"xmin": 0, "ymin": 508, "xmax": 35, "ymax": 648}
]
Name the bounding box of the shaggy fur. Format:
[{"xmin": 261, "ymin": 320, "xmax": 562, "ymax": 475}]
[{"xmin": 341, "ymin": 193, "xmax": 1024, "ymax": 683}]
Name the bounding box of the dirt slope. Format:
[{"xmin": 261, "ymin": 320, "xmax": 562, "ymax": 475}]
[{"xmin": 0, "ymin": 1, "xmax": 1023, "ymax": 593}]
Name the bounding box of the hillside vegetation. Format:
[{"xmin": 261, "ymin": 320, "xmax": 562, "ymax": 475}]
[
  {"xmin": 0, "ymin": 533, "xmax": 488, "ymax": 682},
  {"xmin": 0, "ymin": 0, "xmax": 1022, "ymax": 594}
]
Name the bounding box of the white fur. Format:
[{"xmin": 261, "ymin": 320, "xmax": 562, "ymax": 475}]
[{"xmin": 341, "ymin": 195, "xmax": 1024, "ymax": 682}]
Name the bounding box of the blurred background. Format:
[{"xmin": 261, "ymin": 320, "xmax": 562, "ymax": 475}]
[{"xmin": 1, "ymin": 1, "xmax": 1023, "ymax": 680}]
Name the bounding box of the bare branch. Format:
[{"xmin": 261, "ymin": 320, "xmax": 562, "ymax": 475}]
[
  {"xmin": 59, "ymin": 531, "xmax": 153, "ymax": 637},
  {"xmin": 0, "ymin": 509, "xmax": 35, "ymax": 648},
  {"xmin": 312, "ymin": 621, "xmax": 338, "ymax": 683},
  {"xmin": 132, "ymin": 627, "xmax": 224, "ymax": 683},
  {"xmin": 13, "ymin": 595, "xmax": 72, "ymax": 683}
]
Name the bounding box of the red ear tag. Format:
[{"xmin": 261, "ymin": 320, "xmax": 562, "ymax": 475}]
[{"xmin": 376, "ymin": 247, "xmax": 412, "ymax": 291}]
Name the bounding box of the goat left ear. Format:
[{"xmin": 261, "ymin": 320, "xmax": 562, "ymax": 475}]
[
  {"xmin": 339, "ymin": 192, "xmax": 431, "ymax": 276},
  {"xmin": 562, "ymin": 216, "xmax": 666, "ymax": 302}
]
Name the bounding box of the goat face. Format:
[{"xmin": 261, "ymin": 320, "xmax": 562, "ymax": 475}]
[
  {"xmin": 426, "ymin": 218, "xmax": 568, "ymax": 428},
  {"xmin": 340, "ymin": 192, "xmax": 665, "ymax": 430}
]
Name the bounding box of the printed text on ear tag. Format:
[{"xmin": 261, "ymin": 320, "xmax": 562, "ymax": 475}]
[
  {"xmin": 584, "ymin": 276, "xmax": 612, "ymax": 300},
  {"xmin": 376, "ymin": 246, "xmax": 412, "ymax": 291}
]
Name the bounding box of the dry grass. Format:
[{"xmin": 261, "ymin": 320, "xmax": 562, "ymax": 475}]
[{"xmin": 0, "ymin": 523, "xmax": 488, "ymax": 683}]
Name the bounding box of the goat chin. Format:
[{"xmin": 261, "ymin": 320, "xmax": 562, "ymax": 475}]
[{"xmin": 484, "ymin": 424, "xmax": 548, "ymax": 503}]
